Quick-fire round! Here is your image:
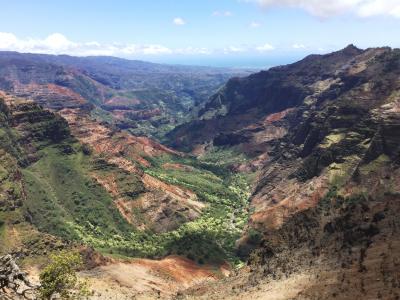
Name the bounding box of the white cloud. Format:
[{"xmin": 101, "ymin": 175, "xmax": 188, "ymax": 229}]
[
  {"xmin": 0, "ymin": 32, "xmax": 318, "ymax": 57},
  {"xmin": 44, "ymin": 33, "xmax": 74, "ymax": 49},
  {"xmin": 0, "ymin": 32, "xmax": 18, "ymax": 48},
  {"xmin": 0, "ymin": 33, "xmax": 232, "ymax": 57},
  {"xmin": 292, "ymin": 43, "xmax": 306, "ymax": 49},
  {"xmin": 357, "ymin": 0, "xmax": 400, "ymax": 17},
  {"xmin": 173, "ymin": 17, "xmax": 186, "ymax": 25},
  {"xmin": 244, "ymin": 0, "xmax": 400, "ymax": 18},
  {"xmin": 212, "ymin": 10, "xmax": 233, "ymax": 16},
  {"xmin": 0, "ymin": 32, "xmax": 175, "ymax": 56},
  {"xmin": 249, "ymin": 21, "xmax": 261, "ymax": 28},
  {"xmin": 256, "ymin": 43, "xmax": 275, "ymax": 52}
]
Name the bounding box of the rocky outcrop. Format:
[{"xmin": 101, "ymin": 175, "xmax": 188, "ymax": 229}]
[{"xmin": 0, "ymin": 254, "xmax": 38, "ymax": 299}]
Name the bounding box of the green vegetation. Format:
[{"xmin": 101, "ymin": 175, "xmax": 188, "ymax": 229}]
[
  {"xmin": 22, "ymin": 144, "xmax": 133, "ymax": 241},
  {"xmin": 359, "ymin": 154, "xmax": 390, "ymax": 174},
  {"xmin": 247, "ymin": 228, "xmax": 263, "ymax": 245},
  {"xmin": 0, "ymin": 99, "xmax": 26, "ymax": 211},
  {"xmin": 90, "ymin": 157, "xmax": 145, "ymax": 199},
  {"xmin": 198, "ymin": 147, "xmax": 249, "ymax": 168},
  {"xmin": 320, "ymin": 133, "xmax": 346, "ymax": 149},
  {"xmin": 0, "ymin": 126, "xmax": 24, "ymax": 163},
  {"xmin": 90, "ymin": 107, "xmax": 115, "ymax": 124},
  {"xmin": 144, "ymin": 155, "xmax": 251, "ymax": 264},
  {"xmin": 319, "ymin": 172, "xmax": 369, "ymax": 212},
  {"xmin": 0, "ymin": 220, "xmax": 5, "ymax": 242},
  {"xmin": 39, "ymin": 251, "xmax": 90, "ymax": 300}
]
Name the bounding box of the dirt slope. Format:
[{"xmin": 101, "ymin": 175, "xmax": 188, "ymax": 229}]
[{"xmin": 80, "ymin": 256, "xmax": 229, "ymax": 300}]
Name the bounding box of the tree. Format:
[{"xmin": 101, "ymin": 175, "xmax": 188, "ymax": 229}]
[{"xmin": 38, "ymin": 251, "xmax": 90, "ymax": 299}]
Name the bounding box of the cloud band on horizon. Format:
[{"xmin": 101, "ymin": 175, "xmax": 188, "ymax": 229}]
[{"xmin": 0, "ymin": 32, "xmax": 284, "ymax": 57}]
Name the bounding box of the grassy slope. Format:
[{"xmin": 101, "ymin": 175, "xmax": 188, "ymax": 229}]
[
  {"xmin": 22, "ymin": 144, "xmax": 134, "ymax": 241},
  {"xmin": 0, "ymin": 105, "xmax": 59, "ymax": 257}
]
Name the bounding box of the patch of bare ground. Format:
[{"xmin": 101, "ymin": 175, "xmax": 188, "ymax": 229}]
[
  {"xmin": 80, "ymin": 256, "xmax": 229, "ymax": 300},
  {"xmin": 183, "ymin": 269, "xmax": 316, "ymax": 300},
  {"xmin": 162, "ymin": 163, "xmax": 195, "ymax": 172}
]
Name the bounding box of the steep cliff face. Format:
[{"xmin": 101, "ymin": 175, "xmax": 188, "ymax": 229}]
[
  {"xmin": 0, "ymin": 97, "xmax": 25, "ymax": 212},
  {"xmin": 243, "ymin": 46, "xmax": 400, "ymax": 242},
  {"xmin": 174, "ymin": 46, "xmax": 400, "ymax": 299},
  {"xmin": 168, "ymin": 45, "xmax": 362, "ymax": 149}
]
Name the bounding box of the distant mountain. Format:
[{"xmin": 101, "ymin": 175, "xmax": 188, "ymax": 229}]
[{"xmin": 0, "ymin": 51, "xmax": 252, "ymax": 138}]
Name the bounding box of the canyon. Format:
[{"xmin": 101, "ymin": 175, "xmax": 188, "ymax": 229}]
[{"xmin": 1, "ymin": 45, "xmax": 399, "ymax": 299}]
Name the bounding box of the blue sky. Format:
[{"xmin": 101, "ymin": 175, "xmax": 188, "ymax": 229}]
[{"xmin": 0, "ymin": 0, "xmax": 399, "ymax": 68}]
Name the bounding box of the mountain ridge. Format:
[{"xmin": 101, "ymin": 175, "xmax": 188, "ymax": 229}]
[{"xmin": 171, "ymin": 45, "xmax": 400, "ymax": 299}]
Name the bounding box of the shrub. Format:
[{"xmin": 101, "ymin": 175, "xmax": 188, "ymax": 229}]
[
  {"xmin": 81, "ymin": 143, "xmax": 92, "ymax": 155},
  {"xmin": 39, "ymin": 251, "xmax": 90, "ymax": 299},
  {"xmin": 247, "ymin": 228, "xmax": 263, "ymax": 245}
]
